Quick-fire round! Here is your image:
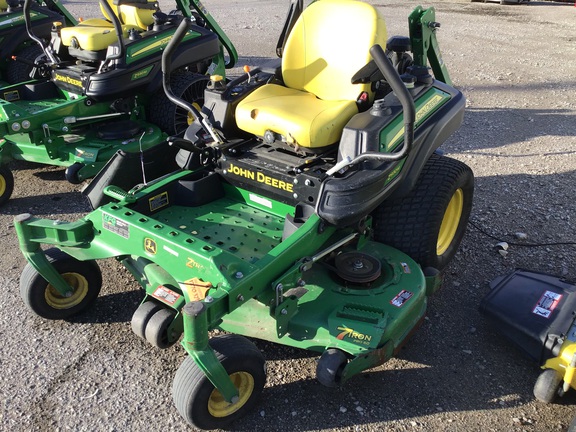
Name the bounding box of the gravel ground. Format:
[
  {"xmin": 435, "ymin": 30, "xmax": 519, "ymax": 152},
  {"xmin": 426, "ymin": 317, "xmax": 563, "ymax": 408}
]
[{"xmin": 1, "ymin": 0, "xmax": 576, "ymax": 431}]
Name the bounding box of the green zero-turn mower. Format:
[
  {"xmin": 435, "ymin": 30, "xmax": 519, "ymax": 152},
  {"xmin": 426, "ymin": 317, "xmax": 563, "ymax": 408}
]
[
  {"xmin": 0, "ymin": 0, "xmax": 76, "ymax": 84},
  {"xmin": 0, "ymin": 0, "xmax": 237, "ymax": 206},
  {"xmin": 15, "ymin": 0, "xmax": 473, "ymax": 429}
]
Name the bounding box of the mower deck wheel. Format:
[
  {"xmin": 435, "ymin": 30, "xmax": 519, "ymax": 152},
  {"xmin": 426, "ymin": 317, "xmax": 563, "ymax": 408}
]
[
  {"xmin": 316, "ymin": 348, "xmax": 348, "ymax": 388},
  {"xmin": 131, "ymin": 301, "xmax": 163, "ymax": 340},
  {"xmin": 173, "ymin": 334, "xmax": 266, "ymax": 429},
  {"xmin": 65, "ymin": 162, "xmax": 85, "ymax": 184},
  {"xmin": 20, "ymin": 248, "xmax": 102, "ymax": 319},
  {"xmin": 372, "ymin": 154, "xmax": 474, "ymax": 271},
  {"xmin": 0, "ymin": 164, "xmax": 14, "ymax": 207},
  {"xmin": 144, "ymin": 307, "xmax": 179, "ymax": 349},
  {"xmin": 533, "ymin": 368, "xmax": 563, "ymax": 403}
]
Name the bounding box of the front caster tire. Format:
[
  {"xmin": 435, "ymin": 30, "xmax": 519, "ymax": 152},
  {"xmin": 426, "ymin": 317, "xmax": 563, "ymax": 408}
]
[
  {"xmin": 20, "ymin": 248, "xmax": 102, "ymax": 319},
  {"xmin": 533, "ymin": 368, "xmax": 563, "ymax": 403},
  {"xmin": 173, "ymin": 334, "xmax": 266, "ymax": 430},
  {"xmin": 316, "ymin": 348, "xmax": 348, "ymax": 388},
  {"xmin": 0, "ymin": 164, "xmax": 14, "ymax": 206},
  {"xmin": 372, "ymin": 154, "xmax": 474, "ymax": 271},
  {"xmin": 65, "ymin": 162, "xmax": 85, "ymax": 184},
  {"xmin": 149, "ymin": 73, "xmax": 209, "ymax": 136}
]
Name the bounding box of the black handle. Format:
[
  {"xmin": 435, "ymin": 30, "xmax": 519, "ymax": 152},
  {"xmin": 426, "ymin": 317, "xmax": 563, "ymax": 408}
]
[{"xmin": 162, "ymin": 17, "xmax": 192, "ymax": 74}]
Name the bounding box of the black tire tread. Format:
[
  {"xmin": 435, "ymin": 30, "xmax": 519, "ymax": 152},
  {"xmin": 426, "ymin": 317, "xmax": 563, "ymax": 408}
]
[
  {"xmin": 373, "ymin": 154, "xmax": 474, "ymax": 270},
  {"xmin": 148, "ymin": 72, "xmax": 209, "ymax": 136},
  {"xmin": 533, "ymin": 368, "xmax": 562, "ymax": 403},
  {"xmin": 5, "ymin": 45, "xmax": 43, "ymax": 84}
]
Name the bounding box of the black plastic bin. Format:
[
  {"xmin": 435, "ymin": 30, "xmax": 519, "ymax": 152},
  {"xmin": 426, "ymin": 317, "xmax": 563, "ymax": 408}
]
[{"xmin": 480, "ymin": 269, "xmax": 576, "ymax": 365}]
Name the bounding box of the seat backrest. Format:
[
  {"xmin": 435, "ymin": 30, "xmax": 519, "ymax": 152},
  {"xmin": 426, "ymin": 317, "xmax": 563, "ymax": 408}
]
[
  {"xmin": 282, "ymin": 0, "xmax": 387, "ymax": 102},
  {"xmin": 100, "ymin": 0, "xmax": 157, "ymax": 30},
  {"xmin": 0, "ymin": 0, "xmax": 8, "ymax": 11}
]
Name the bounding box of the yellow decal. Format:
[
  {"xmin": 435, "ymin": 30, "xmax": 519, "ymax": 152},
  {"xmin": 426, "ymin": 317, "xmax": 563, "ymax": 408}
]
[
  {"xmin": 388, "ymin": 94, "xmax": 445, "ymax": 149},
  {"xmin": 144, "ymin": 238, "xmax": 157, "ymax": 255},
  {"xmin": 53, "ymin": 73, "xmax": 82, "ymax": 88},
  {"xmin": 186, "ymin": 257, "xmax": 204, "ymax": 270},
  {"xmin": 181, "ymin": 277, "xmax": 212, "ymax": 301},
  {"xmin": 149, "ymin": 191, "xmax": 169, "ymax": 212},
  {"xmin": 336, "ymin": 325, "xmax": 372, "ymax": 343},
  {"xmin": 228, "ymin": 163, "xmax": 293, "ymax": 192},
  {"xmin": 131, "ymin": 36, "xmax": 173, "ymax": 57}
]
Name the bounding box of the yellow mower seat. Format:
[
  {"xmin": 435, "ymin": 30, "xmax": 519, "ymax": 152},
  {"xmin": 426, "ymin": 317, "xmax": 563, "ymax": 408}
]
[
  {"xmin": 60, "ymin": 0, "xmax": 156, "ymax": 52},
  {"xmin": 235, "ymin": 0, "xmax": 387, "ymax": 149},
  {"xmin": 60, "ymin": 19, "xmax": 131, "ymax": 52},
  {"xmin": 0, "ymin": 0, "xmax": 8, "ymax": 11}
]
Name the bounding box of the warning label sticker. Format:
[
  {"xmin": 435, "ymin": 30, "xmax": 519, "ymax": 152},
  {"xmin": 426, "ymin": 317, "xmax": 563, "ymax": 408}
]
[
  {"xmin": 152, "ymin": 285, "xmax": 181, "ymax": 306},
  {"xmin": 391, "ymin": 290, "xmax": 413, "ymax": 308},
  {"xmin": 532, "ymin": 290, "xmax": 562, "ymax": 318}
]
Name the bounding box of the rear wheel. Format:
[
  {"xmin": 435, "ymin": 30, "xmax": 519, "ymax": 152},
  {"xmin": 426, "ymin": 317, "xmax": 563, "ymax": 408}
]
[
  {"xmin": 372, "ymin": 154, "xmax": 474, "ymax": 271},
  {"xmin": 5, "ymin": 44, "xmax": 43, "ymax": 84},
  {"xmin": 20, "ymin": 248, "xmax": 102, "ymax": 319},
  {"xmin": 0, "ymin": 164, "xmax": 14, "ymax": 206},
  {"xmin": 149, "ymin": 73, "xmax": 209, "ymax": 136},
  {"xmin": 173, "ymin": 334, "xmax": 266, "ymax": 430}
]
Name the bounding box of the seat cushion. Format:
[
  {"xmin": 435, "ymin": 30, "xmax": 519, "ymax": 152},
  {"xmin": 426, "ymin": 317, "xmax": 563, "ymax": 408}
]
[
  {"xmin": 60, "ymin": 19, "xmax": 136, "ymax": 51},
  {"xmin": 236, "ymin": 84, "xmax": 358, "ymax": 149},
  {"xmin": 282, "ymin": 0, "xmax": 387, "ymax": 101}
]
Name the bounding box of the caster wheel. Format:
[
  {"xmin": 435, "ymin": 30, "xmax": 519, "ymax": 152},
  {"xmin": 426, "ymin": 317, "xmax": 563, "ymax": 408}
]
[
  {"xmin": 20, "ymin": 248, "xmax": 102, "ymax": 319},
  {"xmin": 65, "ymin": 162, "xmax": 85, "ymax": 184},
  {"xmin": 173, "ymin": 334, "xmax": 266, "ymax": 429},
  {"xmin": 533, "ymin": 368, "xmax": 563, "ymax": 403},
  {"xmin": 316, "ymin": 348, "xmax": 348, "ymax": 388}
]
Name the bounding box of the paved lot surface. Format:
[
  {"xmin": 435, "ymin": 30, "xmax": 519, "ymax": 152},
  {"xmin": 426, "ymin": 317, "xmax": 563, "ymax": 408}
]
[{"xmin": 1, "ymin": 0, "xmax": 575, "ymax": 431}]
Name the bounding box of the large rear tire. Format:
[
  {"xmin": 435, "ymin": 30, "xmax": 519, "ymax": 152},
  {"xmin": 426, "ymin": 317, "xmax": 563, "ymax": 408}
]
[
  {"xmin": 372, "ymin": 154, "xmax": 474, "ymax": 271},
  {"xmin": 5, "ymin": 45, "xmax": 43, "ymax": 84},
  {"xmin": 148, "ymin": 73, "xmax": 209, "ymax": 136}
]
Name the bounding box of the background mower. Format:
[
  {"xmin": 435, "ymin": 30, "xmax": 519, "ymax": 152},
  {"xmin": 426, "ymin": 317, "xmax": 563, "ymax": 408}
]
[
  {"xmin": 0, "ymin": 0, "xmax": 76, "ymax": 84},
  {"xmin": 15, "ymin": 0, "xmax": 473, "ymax": 429},
  {"xmin": 0, "ymin": 0, "xmax": 237, "ymax": 206}
]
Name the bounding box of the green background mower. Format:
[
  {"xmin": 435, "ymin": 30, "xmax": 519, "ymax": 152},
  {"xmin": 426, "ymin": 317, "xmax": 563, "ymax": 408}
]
[{"xmin": 0, "ymin": 0, "xmax": 237, "ymax": 206}]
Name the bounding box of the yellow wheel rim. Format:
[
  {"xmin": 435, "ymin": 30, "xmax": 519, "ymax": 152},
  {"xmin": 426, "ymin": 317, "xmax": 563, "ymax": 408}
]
[
  {"xmin": 437, "ymin": 188, "xmax": 464, "ymax": 256},
  {"xmin": 208, "ymin": 372, "xmax": 254, "ymax": 418},
  {"xmin": 0, "ymin": 173, "xmax": 6, "ymax": 197},
  {"xmin": 44, "ymin": 272, "xmax": 89, "ymax": 309},
  {"xmin": 186, "ymin": 102, "xmax": 202, "ymax": 125}
]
